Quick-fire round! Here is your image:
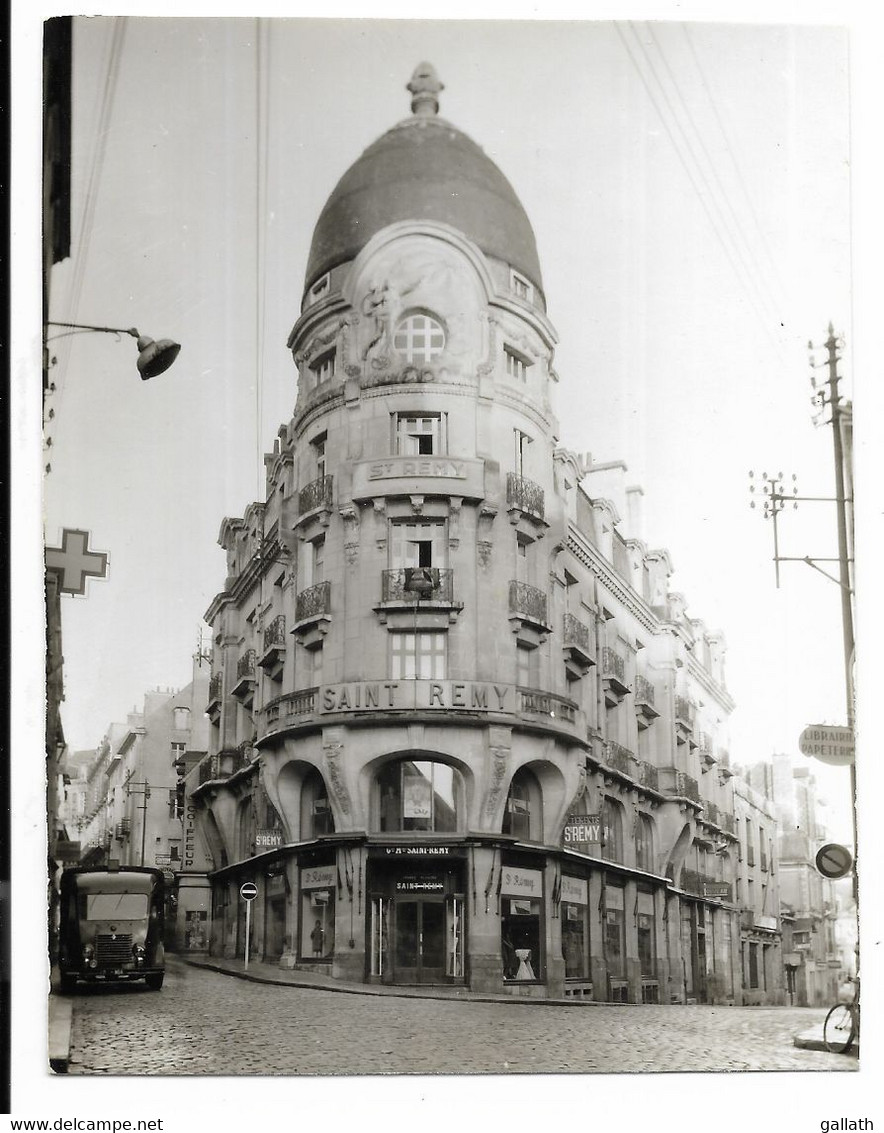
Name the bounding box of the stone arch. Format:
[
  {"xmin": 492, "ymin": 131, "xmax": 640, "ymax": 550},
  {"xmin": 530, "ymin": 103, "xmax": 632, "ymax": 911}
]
[
  {"xmin": 359, "ymin": 748, "xmax": 475, "ymax": 834},
  {"xmin": 273, "ymin": 759, "xmax": 327, "ymax": 844},
  {"xmin": 502, "ymin": 758, "xmax": 568, "ymax": 844},
  {"xmin": 198, "ymin": 805, "xmax": 229, "ymax": 871}
]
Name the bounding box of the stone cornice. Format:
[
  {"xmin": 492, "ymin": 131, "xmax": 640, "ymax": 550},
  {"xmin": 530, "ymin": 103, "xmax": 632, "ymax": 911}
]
[{"xmin": 566, "ymin": 527, "xmax": 659, "ymax": 634}]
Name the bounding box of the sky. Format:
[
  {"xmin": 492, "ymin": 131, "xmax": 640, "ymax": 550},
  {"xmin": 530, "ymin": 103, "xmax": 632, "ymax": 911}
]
[
  {"xmin": 12, "ymin": 0, "xmax": 884, "ymax": 1123},
  {"xmin": 41, "ymin": 16, "xmax": 856, "ymax": 829}
]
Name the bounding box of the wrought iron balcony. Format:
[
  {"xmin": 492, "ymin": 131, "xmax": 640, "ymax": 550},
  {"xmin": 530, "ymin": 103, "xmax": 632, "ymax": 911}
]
[
  {"xmin": 197, "ymin": 755, "xmax": 220, "ymax": 785},
  {"xmin": 231, "ymin": 649, "xmax": 257, "ymax": 704},
  {"xmin": 718, "ymin": 748, "xmax": 734, "ymax": 778},
  {"xmin": 508, "ymin": 580, "xmax": 551, "ymax": 632},
  {"xmin": 601, "ymin": 646, "xmax": 630, "ymax": 704},
  {"xmin": 381, "ymin": 567, "xmax": 454, "ymax": 604},
  {"xmin": 699, "ymin": 732, "xmax": 716, "ymax": 764},
  {"xmin": 660, "ymin": 768, "xmax": 701, "ymax": 803},
  {"xmin": 604, "ymin": 741, "xmax": 634, "ymax": 777},
  {"xmin": 296, "ymin": 581, "xmax": 331, "ymax": 623},
  {"xmin": 236, "ymin": 740, "xmax": 255, "ymax": 771},
  {"xmin": 263, "ymin": 687, "xmax": 318, "ymax": 736},
  {"xmin": 634, "ymin": 674, "xmax": 659, "ymax": 723},
  {"xmin": 506, "ymin": 472, "xmax": 545, "ymax": 520},
  {"xmin": 703, "ymin": 800, "xmax": 721, "ymax": 827},
  {"xmin": 674, "ymin": 695, "xmax": 696, "ymax": 745},
  {"xmin": 298, "ymin": 474, "xmax": 333, "ymax": 517},
  {"xmin": 563, "ymin": 612, "xmax": 595, "ymax": 675},
  {"xmin": 718, "ymin": 811, "xmax": 735, "ymax": 835},
  {"xmin": 634, "ymin": 760, "xmax": 659, "ymax": 792},
  {"xmin": 259, "ymin": 614, "xmax": 287, "ymax": 679},
  {"xmin": 206, "ymin": 672, "xmax": 223, "ymax": 716}
]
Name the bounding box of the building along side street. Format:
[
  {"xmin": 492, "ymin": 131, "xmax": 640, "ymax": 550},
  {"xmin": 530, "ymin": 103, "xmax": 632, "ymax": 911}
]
[{"xmin": 63, "ymin": 957, "xmax": 855, "ymax": 1075}]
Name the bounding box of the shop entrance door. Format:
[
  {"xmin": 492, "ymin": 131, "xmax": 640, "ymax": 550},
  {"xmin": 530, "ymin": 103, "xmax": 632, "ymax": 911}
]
[{"xmin": 393, "ymin": 898, "xmax": 446, "ymax": 983}]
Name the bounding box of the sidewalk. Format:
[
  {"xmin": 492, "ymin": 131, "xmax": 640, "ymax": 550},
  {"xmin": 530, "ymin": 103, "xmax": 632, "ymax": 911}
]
[
  {"xmin": 793, "ymin": 1020, "xmax": 859, "ymax": 1057},
  {"xmin": 48, "ymin": 972, "xmax": 73, "ymax": 1074}
]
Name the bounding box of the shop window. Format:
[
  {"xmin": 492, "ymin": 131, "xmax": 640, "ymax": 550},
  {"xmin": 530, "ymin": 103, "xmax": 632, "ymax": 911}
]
[
  {"xmin": 635, "ymin": 813, "xmax": 655, "ymax": 872},
  {"xmin": 601, "ymin": 797, "xmax": 624, "ymax": 862},
  {"xmin": 301, "ymin": 768, "xmax": 334, "ymax": 838},
  {"xmin": 396, "ymin": 413, "xmax": 444, "ymax": 455},
  {"xmin": 561, "ymin": 876, "xmax": 590, "ymax": 980},
  {"xmin": 604, "ymin": 885, "xmax": 627, "ymax": 980},
  {"xmin": 300, "ymin": 863, "xmax": 336, "ymax": 961},
  {"xmin": 637, "ymin": 888, "xmax": 656, "ymax": 976},
  {"xmin": 503, "ymin": 766, "xmax": 542, "ymax": 841},
  {"xmin": 393, "ymin": 311, "xmax": 446, "ymax": 365},
  {"xmin": 390, "ymin": 631, "xmax": 447, "ymax": 679},
  {"xmin": 375, "ymin": 759, "xmax": 462, "ymax": 833},
  {"xmin": 502, "ymin": 897, "xmax": 543, "ymax": 981}
]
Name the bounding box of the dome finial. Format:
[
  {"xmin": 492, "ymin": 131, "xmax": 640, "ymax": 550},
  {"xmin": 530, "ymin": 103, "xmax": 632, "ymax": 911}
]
[{"xmin": 407, "ymin": 62, "xmax": 444, "ymax": 117}]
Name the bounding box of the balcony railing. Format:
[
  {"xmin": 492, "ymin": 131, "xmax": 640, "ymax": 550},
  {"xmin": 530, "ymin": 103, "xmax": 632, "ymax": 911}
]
[
  {"xmin": 661, "ymin": 769, "xmax": 700, "ymax": 803},
  {"xmin": 508, "ymin": 580, "xmax": 549, "ymax": 626},
  {"xmin": 634, "ymin": 760, "xmax": 659, "ymax": 792},
  {"xmin": 263, "ymin": 614, "xmax": 287, "ymax": 652},
  {"xmin": 381, "ymin": 568, "xmax": 454, "ymax": 604},
  {"xmin": 602, "ymin": 647, "xmax": 626, "ymax": 683},
  {"xmin": 517, "ymin": 687, "xmax": 577, "ymax": 725},
  {"xmin": 675, "ymin": 696, "xmax": 695, "ymax": 727},
  {"xmin": 703, "ymin": 800, "xmax": 721, "ymax": 827},
  {"xmin": 263, "ymin": 688, "xmax": 318, "ymax": 729},
  {"xmin": 207, "ymin": 672, "xmax": 222, "ymax": 706},
  {"xmin": 296, "ymin": 581, "xmax": 332, "ymax": 622},
  {"xmin": 718, "ymin": 811, "xmax": 735, "ymax": 835},
  {"xmin": 563, "ymin": 612, "xmax": 592, "ymax": 652},
  {"xmin": 236, "ymin": 649, "xmax": 256, "ymax": 681},
  {"xmin": 198, "ymin": 755, "xmax": 220, "ymax": 785},
  {"xmin": 634, "ymin": 674, "xmax": 655, "ymax": 707},
  {"xmin": 236, "ymin": 740, "xmax": 254, "ymax": 771},
  {"xmin": 298, "ymin": 474, "xmax": 333, "ymax": 516},
  {"xmin": 506, "ymin": 472, "xmax": 545, "ymax": 519},
  {"xmin": 604, "ymin": 741, "xmax": 634, "ymax": 776}
]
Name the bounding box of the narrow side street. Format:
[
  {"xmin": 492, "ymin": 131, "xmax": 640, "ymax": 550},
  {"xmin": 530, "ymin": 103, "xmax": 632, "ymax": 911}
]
[{"xmin": 64, "ymin": 957, "xmax": 856, "ymax": 1075}]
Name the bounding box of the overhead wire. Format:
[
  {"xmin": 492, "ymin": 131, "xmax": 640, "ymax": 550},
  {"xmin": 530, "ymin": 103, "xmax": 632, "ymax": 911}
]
[
  {"xmin": 615, "ymin": 21, "xmax": 790, "ymax": 367},
  {"xmin": 646, "ymin": 21, "xmax": 789, "ymax": 321}
]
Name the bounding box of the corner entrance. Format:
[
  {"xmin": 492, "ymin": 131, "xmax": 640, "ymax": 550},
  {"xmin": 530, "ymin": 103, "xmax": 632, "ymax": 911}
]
[{"xmin": 393, "ymin": 897, "xmax": 446, "ymax": 983}]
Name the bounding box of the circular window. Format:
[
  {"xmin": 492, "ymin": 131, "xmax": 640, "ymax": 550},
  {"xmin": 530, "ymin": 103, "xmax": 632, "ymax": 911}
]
[{"xmin": 393, "ymin": 312, "xmax": 446, "ymax": 365}]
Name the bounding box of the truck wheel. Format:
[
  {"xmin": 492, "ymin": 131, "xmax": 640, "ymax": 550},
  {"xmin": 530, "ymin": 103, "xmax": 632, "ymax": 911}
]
[
  {"xmin": 59, "ymin": 973, "xmax": 77, "ymax": 995},
  {"xmin": 145, "ymin": 972, "xmax": 164, "ymax": 990}
]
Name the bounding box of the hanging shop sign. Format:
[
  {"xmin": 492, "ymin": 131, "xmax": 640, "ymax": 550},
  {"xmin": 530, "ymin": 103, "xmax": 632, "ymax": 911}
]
[
  {"xmin": 302, "ymin": 865, "xmax": 337, "ymax": 890},
  {"xmin": 256, "ymin": 828, "xmax": 284, "ymax": 850},
  {"xmin": 562, "ymin": 814, "xmax": 602, "ymax": 851},
  {"xmin": 560, "ymin": 876, "xmax": 588, "ymax": 905},
  {"xmin": 702, "ymin": 882, "xmax": 732, "ymax": 901},
  {"xmin": 500, "ymin": 867, "xmax": 543, "ymax": 898},
  {"xmin": 798, "ymin": 724, "xmax": 855, "ymax": 766}
]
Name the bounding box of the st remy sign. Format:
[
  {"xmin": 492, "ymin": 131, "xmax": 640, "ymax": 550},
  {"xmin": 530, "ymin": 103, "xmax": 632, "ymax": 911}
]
[{"xmin": 315, "ymin": 680, "xmax": 577, "ymax": 724}]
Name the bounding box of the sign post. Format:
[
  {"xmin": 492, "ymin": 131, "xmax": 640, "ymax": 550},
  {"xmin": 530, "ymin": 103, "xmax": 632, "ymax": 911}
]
[{"xmin": 240, "ymin": 881, "xmax": 258, "ymax": 969}]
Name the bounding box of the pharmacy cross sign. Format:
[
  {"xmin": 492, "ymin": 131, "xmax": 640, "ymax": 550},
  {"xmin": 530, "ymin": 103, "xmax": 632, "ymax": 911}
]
[{"xmin": 45, "ymin": 528, "xmax": 109, "ymax": 596}]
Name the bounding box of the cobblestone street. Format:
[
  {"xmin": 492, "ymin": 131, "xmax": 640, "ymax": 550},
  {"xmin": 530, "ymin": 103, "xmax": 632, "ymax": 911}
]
[{"xmin": 65, "ymin": 957, "xmax": 857, "ymax": 1075}]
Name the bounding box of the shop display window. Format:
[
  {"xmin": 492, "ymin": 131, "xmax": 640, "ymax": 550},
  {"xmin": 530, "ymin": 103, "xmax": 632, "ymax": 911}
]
[
  {"xmin": 501, "ymin": 897, "xmax": 543, "ymax": 981},
  {"xmin": 376, "ymin": 759, "xmax": 461, "ymax": 832},
  {"xmin": 605, "ymin": 883, "xmax": 626, "ymax": 979},
  {"xmin": 562, "ymin": 901, "xmax": 590, "ymax": 979},
  {"xmin": 300, "ymin": 885, "xmax": 335, "ymax": 960}
]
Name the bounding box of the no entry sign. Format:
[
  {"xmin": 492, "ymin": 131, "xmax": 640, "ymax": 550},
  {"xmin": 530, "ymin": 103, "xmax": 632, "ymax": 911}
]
[
  {"xmin": 240, "ymin": 882, "xmax": 258, "ymax": 901},
  {"xmin": 814, "ymin": 843, "xmax": 853, "ymax": 880}
]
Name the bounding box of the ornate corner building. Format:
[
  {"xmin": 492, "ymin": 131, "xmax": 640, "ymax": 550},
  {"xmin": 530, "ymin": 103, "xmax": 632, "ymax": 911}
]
[{"xmin": 191, "ymin": 65, "xmax": 761, "ymax": 1003}]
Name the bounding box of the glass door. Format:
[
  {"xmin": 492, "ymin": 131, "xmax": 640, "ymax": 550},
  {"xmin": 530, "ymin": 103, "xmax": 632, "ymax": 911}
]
[{"xmin": 392, "ymin": 898, "xmax": 447, "ymax": 984}]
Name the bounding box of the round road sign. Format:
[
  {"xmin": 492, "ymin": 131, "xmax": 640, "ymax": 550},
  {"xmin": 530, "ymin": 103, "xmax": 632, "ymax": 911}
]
[
  {"xmin": 814, "ymin": 843, "xmax": 853, "ymax": 880},
  {"xmin": 240, "ymin": 881, "xmax": 258, "ymax": 901}
]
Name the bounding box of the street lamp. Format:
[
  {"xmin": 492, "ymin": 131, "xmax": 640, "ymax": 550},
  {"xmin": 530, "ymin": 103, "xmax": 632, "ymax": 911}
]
[{"xmin": 45, "ymin": 321, "xmax": 182, "ymax": 379}]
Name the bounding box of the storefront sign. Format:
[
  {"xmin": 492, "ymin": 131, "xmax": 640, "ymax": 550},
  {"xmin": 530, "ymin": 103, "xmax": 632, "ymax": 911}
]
[
  {"xmin": 754, "ymin": 914, "xmax": 778, "ymax": 931},
  {"xmin": 799, "ymin": 724, "xmax": 854, "ymax": 766},
  {"xmin": 395, "ymin": 875, "xmax": 445, "ymax": 893},
  {"xmin": 319, "ymin": 680, "xmax": 513, "ymax": 713},
  {"xmin": 500, "ymin": 867, "xmax": 543, "ymax": 897},
  {"xmin": 703, "ymin": 882, "xmax": 732, "ymax": 900},
  {"xmin": 183, "ymin": 803, "xmax": 198, "ymax": 870},
  {"xmin": 256, "ymin": 828, "xmax": 284, "ymax": 850},
  {"xmin": 378, "ymin": 845, "xmax": 454, "ymax": 857},
  {"xmin": 562, "ymin": 814, "xmax": 602, "ymax": 851},
  {"xmin": 561, "ymin": 875, "xmax": 587, "ymax": 905},
  {"xmin": 367, "ymin": 457, "xmax": 468, "ymax": 481},
  {"xmin": 302, "ymin": 865, "xmax": 336, "ymax": 890}
]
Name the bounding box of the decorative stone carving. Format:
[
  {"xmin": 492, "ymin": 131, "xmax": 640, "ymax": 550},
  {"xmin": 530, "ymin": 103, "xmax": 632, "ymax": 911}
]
[
  {"xmin": 448, "ymin": 497, "xmax": 462, "ymax": 550},
  {"xmin": 477, "ymin": 540, "xmax": 493, "ymax": 568},
  {"xmin": 340, "ymin": 505, "xmax": 360, "ymax": 567},
  {"xmin": 485, "ymin": 747, "xmax": 510, "ymax": 819}
]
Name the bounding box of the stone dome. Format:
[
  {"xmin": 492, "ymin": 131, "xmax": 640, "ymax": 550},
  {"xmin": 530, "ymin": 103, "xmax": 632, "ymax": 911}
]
[{"xmin": 304, "ymin": 64, "xmax": 543, "ymax": 300}]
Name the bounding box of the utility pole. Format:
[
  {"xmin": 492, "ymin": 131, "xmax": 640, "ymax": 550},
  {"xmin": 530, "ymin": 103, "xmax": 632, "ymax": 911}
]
[
  {"xmin": 751, "ymin": 322, "xmax": 857, "ymax": 963},
  {"xmin": 125, "ymin": 780, "xmax": 152, "ymax": 867}
]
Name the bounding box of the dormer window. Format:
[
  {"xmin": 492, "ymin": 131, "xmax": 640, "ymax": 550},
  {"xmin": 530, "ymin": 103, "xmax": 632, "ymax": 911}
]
[
  {"xmin": 393, "ymin": 311, "xmax": 445, "ymax": 365},
  {"xmin": 505, "ymin": 347, "xmax": 530, "ymax": 382},
  {"xmin": 510, "ymin": 270, "xmax": 534, "ymax": 303},
  {"xmin": 308, "ymin": 273, "xmax": 330, "ymax": 305},
  {"xmin": 310, "ymin": 350, "xmax": 336, "ymax": 387}
]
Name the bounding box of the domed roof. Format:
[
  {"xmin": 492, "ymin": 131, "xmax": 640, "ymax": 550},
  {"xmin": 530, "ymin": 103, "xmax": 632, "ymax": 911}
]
[{"xmin": 304, "ymin": 64, "xmax": 543, "ymax": 297}]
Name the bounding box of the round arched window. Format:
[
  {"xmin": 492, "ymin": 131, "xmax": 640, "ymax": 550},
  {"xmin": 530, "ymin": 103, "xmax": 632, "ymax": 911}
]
[{"xmin": 393, "ymin": 312, "xmax": 446, "ymax": 365}]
